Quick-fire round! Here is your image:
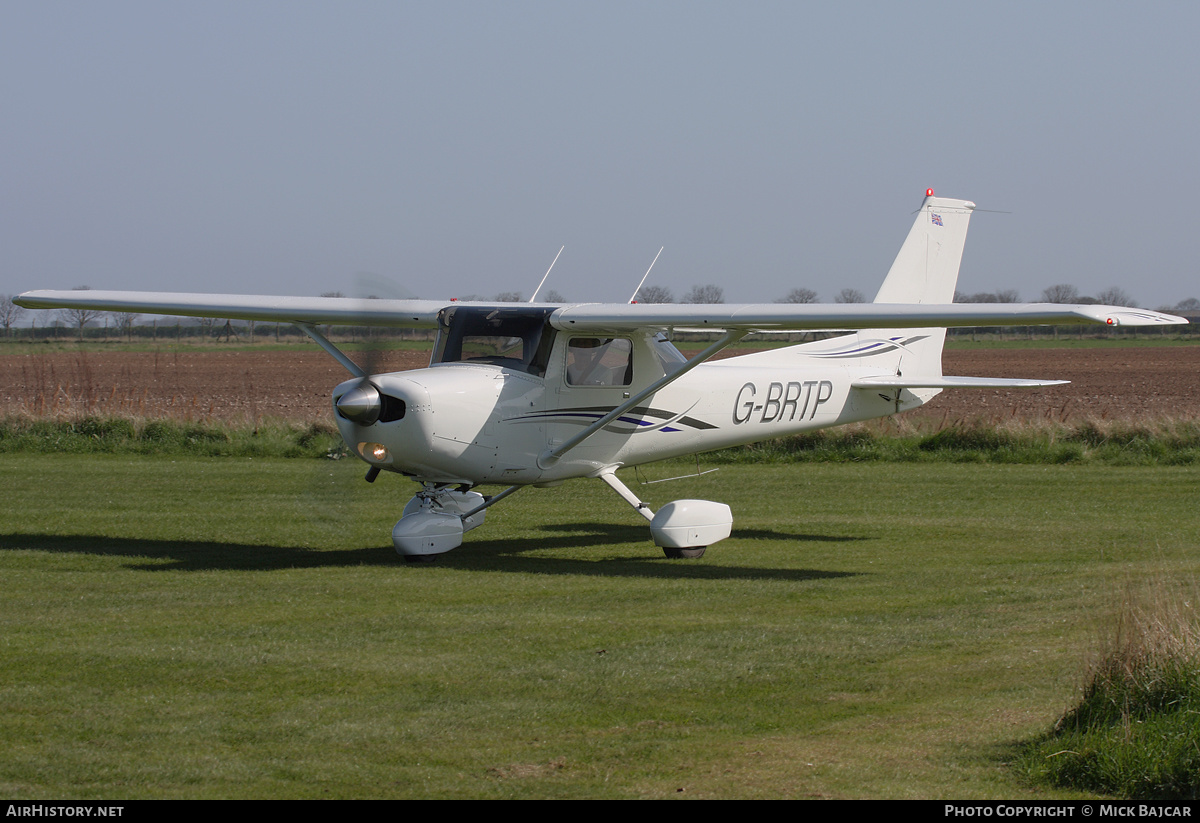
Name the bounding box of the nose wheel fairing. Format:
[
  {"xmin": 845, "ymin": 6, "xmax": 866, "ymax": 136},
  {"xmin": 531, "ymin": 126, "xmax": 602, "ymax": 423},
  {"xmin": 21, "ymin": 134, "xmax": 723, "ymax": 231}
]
[{"xmin": 391, "ymin": 488, "xmax": 487, "ymax": 559}]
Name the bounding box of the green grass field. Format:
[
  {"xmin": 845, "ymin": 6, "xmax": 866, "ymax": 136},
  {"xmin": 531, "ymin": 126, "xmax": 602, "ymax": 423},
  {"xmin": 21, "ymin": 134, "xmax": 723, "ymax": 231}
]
[{"xmin": 2, "ymin": 455, "xmax": 1197, "ymax": 798}]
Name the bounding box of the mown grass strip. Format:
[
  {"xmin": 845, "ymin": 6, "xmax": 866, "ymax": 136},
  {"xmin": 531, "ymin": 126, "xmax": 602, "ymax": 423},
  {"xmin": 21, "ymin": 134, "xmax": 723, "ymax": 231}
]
[{"xmin": 1, "ymin": 456, "xmax": 1198, "ymax": 798}]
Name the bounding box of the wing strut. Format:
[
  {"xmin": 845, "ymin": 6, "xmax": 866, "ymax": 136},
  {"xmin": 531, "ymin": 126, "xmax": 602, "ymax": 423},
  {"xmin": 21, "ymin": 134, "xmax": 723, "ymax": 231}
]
[
  {"xmin": 537, "ymin": 329, "xmax": 747, "ymax": 468},
  {"xmin": 294, "ymin": 323, "xmax": 366, "ymax": 378}
]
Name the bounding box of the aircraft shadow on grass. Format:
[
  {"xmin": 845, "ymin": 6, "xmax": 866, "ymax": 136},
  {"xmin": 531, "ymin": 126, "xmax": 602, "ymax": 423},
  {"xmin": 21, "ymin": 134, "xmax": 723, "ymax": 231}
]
[{"xmin": 0, "ymin": 526, "xmax": 866, "ymax": 582}]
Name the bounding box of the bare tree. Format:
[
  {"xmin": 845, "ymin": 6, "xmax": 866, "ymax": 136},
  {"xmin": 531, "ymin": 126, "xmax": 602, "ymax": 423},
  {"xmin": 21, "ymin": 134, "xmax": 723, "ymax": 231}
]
[
  {"xmin": 1041, "ymin": 284, "xmax": 1080, "ymax": 304},
  {"xmin": 493, "ymin": 292, "xmax": 522, "ymax": 302},
  {"xmin": 111, "ymin": 311, "xmax": 140, "ymax": 341},
  {"xmin": 541, "ymin": 289, "xmax": 567, "ymax": 304},
  {"xmin": 635, "ymin": 285, "xmax": 674, "ymax": 304},
  {"xmin": 196, "ymin": 316, "xmax": 221, "ymax": 337},
  {"xmin": 1174, "ymin": 297, "xmax": 1200, "ymax": 312},
  {"xmin": 1096, "ymin": 286, "xmax": 1136, "ymax": 307},
  {"xmin": 1, "ymin": 294, "xmax": 25, "ymax": 337},
  {"xmin": 834, "ymin": 288, "xmax": 867, "ymax": 304},
  {"xmin": 682, "ymin": 284, "xmax": 724, "ymax": 304},
  {"xmin": 57, "ymin": 286, "xmax": 103, "ymax": 340},
  {"xmin": 774, "ymin": 287, "xmax": 818, "ymax": 304}
]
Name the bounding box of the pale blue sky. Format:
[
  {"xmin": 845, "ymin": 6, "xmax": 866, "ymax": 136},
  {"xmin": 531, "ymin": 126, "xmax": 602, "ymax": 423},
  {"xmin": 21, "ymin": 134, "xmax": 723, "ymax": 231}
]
[{"xmin": 4, "ymin": 1, "xmax": 1198, "ymax": 309}]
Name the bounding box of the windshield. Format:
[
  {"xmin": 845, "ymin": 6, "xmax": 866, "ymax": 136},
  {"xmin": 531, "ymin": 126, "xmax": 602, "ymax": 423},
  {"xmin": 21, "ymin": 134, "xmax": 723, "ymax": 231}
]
[{"xmin": 432, "ymin": 306, "xmax": 557, "ymax": 377}]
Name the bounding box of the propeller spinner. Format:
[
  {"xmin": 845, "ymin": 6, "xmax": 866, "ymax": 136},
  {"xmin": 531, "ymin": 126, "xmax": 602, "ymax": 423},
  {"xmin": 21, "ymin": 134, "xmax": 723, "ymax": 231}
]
[{"xmin": 336, "ymin": 380, "xmax": 383, "ymax": 425}]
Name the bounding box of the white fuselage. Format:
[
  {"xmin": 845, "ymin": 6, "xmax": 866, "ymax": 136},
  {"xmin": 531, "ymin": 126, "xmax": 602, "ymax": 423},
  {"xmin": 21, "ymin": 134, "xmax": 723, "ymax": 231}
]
[{"xmin": 332, "ymin": 330, "xmax": 928, "ymax": 488}]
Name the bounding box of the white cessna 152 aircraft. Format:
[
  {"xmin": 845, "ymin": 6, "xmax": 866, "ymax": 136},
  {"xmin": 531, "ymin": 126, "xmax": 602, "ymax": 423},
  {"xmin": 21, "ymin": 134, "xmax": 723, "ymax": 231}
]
[{"xmin": 17, "ymin": 191, "xmax": 1188, "ymax": 561}]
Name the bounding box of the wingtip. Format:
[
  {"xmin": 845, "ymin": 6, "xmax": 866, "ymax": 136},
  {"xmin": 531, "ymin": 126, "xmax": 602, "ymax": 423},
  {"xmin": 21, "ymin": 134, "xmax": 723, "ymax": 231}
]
[{"xmin": 1097, "ymin": 308, "xmax": 1189, "ymax": 326}]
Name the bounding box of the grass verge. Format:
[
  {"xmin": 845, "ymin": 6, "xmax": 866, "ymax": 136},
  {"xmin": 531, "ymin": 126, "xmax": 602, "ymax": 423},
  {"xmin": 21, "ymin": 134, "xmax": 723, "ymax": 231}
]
[
  {"xmin": 0, "ymin": 415, "xmax": 344, "ymax": 458},
  {"xmin": 1015, "ymin": 580, "xmax": 1200, "ymax": 799},
  {"xmin": 688, "ymin": 417, "xmax": 1200, "ymax": 466},
  {"xmin": 4, "ymin": 414, "xmax": 1200, "ymax": 465}
]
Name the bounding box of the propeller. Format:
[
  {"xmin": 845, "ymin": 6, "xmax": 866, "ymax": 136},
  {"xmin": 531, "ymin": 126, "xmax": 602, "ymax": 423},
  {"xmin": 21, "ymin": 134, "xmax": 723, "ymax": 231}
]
[
  {"xmin": 328, "ymin": 271, "xmax": 419, "ymax": 425},
  {"xmin": 351, "ymin": 270, "xmax": 418, "ymax": 377},
  {"xmin": 300, "ymin": 271, "xmax": 417, "ymax": 534}
]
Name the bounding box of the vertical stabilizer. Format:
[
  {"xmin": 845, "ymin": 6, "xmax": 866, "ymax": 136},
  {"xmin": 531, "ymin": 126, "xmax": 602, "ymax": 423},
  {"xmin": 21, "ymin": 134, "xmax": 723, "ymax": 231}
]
[
  {"xmin": 874, "ymin": 192, "xmax": 975, "ymax": 304},
  {"xmin": 742, "ymin": 192, "xmax": 979, "ymax": 381},
  {"xmin": 863, "ymin": 192, "xmax": 976, "ymax": 377}
]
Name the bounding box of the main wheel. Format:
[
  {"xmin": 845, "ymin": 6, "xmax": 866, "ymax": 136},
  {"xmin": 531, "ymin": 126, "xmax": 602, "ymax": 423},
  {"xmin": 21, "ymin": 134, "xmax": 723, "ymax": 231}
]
[{"xmin": 662, "ymin": 546, "xmax": 706, "ymax": 559}]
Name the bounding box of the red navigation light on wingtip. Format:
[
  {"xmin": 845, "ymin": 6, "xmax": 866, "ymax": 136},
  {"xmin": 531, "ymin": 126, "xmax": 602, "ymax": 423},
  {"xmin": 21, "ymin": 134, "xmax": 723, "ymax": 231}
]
[{"xmin": 926, "ymin": 188, "xmax": 935, "ymax": 197}]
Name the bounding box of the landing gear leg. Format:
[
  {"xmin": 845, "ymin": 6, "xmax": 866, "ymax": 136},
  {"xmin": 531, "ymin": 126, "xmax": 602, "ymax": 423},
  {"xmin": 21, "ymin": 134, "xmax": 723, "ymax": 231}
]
[
  {"xmin": 596, "ymin": 468, "xmax": 655, "ymax": 522},
  {"xmin": 595, "ymin": 468, "xmax": 730, "ymax": 558}
]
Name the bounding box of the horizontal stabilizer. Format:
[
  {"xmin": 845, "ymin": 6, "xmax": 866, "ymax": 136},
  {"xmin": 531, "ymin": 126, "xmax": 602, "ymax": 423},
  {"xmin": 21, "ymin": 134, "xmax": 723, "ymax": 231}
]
[{"xmin": 852, "ymin": 375, "xmax": 1069, "ymax": 389}]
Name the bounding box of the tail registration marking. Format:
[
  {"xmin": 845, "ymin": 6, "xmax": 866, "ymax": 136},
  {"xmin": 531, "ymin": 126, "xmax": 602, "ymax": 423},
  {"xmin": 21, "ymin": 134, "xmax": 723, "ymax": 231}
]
[{"xmin": 733, "ymin": 380, "xmax": 834, "ymax": 424}]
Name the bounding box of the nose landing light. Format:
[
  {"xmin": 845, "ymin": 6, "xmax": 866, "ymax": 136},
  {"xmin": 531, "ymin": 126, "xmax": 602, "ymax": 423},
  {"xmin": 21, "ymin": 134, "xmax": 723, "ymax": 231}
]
[{"xmin": 358, "ymin": 442, "xmax": 390, "ymax": 462}]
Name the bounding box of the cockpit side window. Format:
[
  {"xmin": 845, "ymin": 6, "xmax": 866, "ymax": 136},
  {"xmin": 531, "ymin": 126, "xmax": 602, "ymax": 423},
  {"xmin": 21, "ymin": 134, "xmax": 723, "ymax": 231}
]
[
  {"xmin": 649, "ymin": 333, "xmax": 687, "ymax": 375},
  {"xmin": 432, "ymin": 306, "xmax": 556, "ymax": 377},
  {"xmin": 566, "ymin": 337, "xmax": 633, "ymax": 386}
]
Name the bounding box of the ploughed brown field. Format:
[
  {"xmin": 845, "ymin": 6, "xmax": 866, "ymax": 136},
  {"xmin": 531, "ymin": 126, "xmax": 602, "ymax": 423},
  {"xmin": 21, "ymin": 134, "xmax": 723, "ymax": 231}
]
[{"xmin": 2, "ymin": 343, "xmax": 1197, "ymax": 428}]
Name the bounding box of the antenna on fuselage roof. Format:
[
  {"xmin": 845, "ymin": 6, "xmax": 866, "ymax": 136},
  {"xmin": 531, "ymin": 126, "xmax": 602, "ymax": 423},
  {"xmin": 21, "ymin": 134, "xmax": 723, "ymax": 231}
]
[
  {"xmin": 627, "ymin": 246, "xmax": 664, "ymax": 304},
  {"xmin": 529, "ymin": 246, "xmax": 565, "ymax": 303}
]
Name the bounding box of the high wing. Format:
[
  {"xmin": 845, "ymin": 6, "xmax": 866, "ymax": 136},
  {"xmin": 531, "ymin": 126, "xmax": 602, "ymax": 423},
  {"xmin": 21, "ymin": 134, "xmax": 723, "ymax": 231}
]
[
  {"xmin": 14, "ymin": 290, "xmax": 448, "ymax": 327},
  {"xmin": 547, "ymin": 302, "xmax": 1186, "ymax": 333},
  {"xmin": 14, "ymin": 289, "xmax": 1188, "ymax": 331}
]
